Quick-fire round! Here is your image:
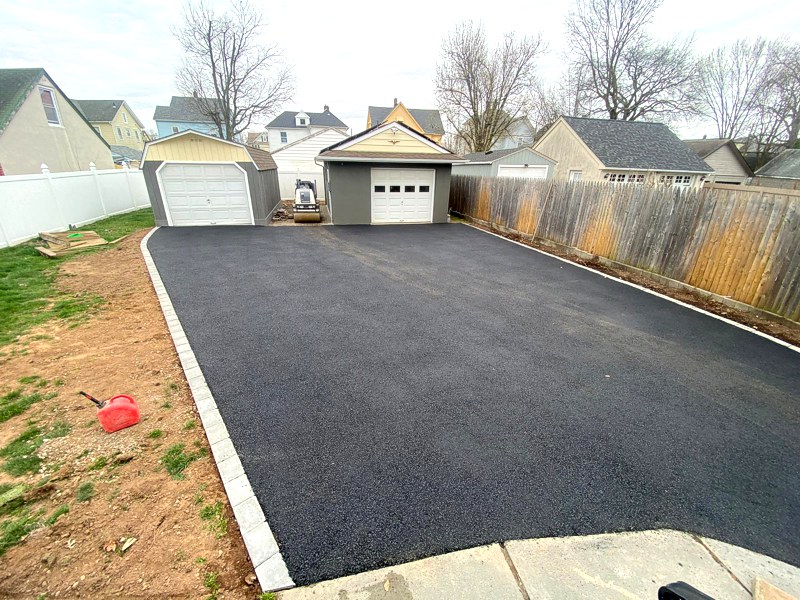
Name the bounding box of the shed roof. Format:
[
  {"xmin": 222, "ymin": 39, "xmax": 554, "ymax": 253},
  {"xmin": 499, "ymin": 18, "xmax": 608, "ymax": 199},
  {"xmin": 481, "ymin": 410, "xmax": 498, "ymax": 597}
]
[
  {"xmin": 368, "ymin": 106, "xmax": 445, "ymax": 135},
  {"xmin": 153, "ymin": 96, "xmax": 220, "ymax": 123},
  {"xmin": 755, "ymin": 149, "xmax": 800, "ymax": 179},
  {"xmin": 561, "ymin": 116, "xmax": 712, "ymax": 172},
  {"xmin": 266, "ymin": 109, "xmax": 347, "ymax": 129},
  {"xmin": 141, "ymin": 129, "xmax": 277, "ymax": 170}
]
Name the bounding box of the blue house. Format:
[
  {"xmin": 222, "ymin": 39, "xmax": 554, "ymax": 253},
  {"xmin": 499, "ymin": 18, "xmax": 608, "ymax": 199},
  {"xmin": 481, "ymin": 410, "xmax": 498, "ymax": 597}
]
[{"xmin": 153, "ymin": 96, "xmax": 222, "ymax": 138}]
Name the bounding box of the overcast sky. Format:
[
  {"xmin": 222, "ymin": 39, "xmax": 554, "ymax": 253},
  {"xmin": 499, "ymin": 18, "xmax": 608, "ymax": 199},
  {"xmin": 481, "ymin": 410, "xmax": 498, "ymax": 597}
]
[{"xmin": 2, "ymin": 0, "xmax": 798, "ymax": 139}]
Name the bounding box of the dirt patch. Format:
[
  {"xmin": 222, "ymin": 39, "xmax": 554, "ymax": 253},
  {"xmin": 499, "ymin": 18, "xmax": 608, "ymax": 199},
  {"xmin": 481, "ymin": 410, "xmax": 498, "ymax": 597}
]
[
  {"xmin": 467, "ymin": 221, "xmax": 800, "ymax": 347},
  {"xmin": 0, "ymin": 232, "xmax": 258, "ymax": 599}
]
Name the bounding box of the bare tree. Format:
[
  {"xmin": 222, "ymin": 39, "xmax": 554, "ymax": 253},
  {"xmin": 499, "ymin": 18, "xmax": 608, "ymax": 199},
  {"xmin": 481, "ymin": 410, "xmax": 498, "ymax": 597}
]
[
  {"xmin": 435, "ymin": 22, "xmax": 545, "ymax": 152},
  {"xmin": 694, "ymin": 38, "xmax": 769, "ymax": 139},
  {"xmin": 174, "ymin": 0, "xmax": 293, "ymax": 141},
  {"xmin": 763, "ymin": 39, "xmax": 800, "ymax": 149},
  {"xmin": 566, "ymin": 0, "xmax": 695, "ymax": 121},
  {"xmin": 530, "ymin": 67, "xmax": 593, "ymax": 132}
]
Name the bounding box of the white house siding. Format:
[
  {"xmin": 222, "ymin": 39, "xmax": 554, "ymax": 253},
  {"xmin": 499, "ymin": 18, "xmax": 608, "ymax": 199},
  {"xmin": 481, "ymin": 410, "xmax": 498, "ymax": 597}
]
[
  {"xmin": 705, "ymin": 145, "xmax": 750, "ymax": 184},
  {"xmin": 267, "ymin": 126, "xmax": 347, "ymax": 152},
  {"xmin": 271, "ymin": 129, "xmax": 348, "ymax": 199}
]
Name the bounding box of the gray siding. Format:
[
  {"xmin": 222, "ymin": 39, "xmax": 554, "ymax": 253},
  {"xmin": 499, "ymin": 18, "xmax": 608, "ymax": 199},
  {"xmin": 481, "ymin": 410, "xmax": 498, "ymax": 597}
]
[
  {"xmin": 240, "ymin": 163, "xmax": 280, "ymax": 224},
  {"xmin": 140, "ymin": 160, "xmax": 280, "ymax": 226},
  {"xmin": 452, "ymin": 148, "xmax": 556, "ymax": 178},
  {"xmin": 326, "ymin": 162, "xmax": 451, "ymax": 225},
  {"xmin": 142, "ymin": 160, "xmax": 168, "ymax": 226}
]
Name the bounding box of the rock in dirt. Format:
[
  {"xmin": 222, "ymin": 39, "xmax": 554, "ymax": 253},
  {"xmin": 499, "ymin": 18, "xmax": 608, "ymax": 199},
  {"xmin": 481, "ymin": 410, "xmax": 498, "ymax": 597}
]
[
  {"xmin": 112, "ymin": 453, "xmax": 135, "ymax": 465},
  {"xmin": 245, "ymin": 573, "xmax": 257, "ymax": 586}
]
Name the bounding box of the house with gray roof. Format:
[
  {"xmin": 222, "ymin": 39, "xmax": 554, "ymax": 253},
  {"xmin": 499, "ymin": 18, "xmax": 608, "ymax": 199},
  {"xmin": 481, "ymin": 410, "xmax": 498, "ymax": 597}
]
[
  {"xmin": 74, "ymin": 99, "xmax": 146, "ymax": 153},
  {"xmin": 265, "ymin": 106, "xmax": 348, "ymax": 151},
  {"xmin": 366, "ymin": 100, "xmax": 445, "ymax": 143},
  {"xmin": 533, "ymin": 116, "xmax": 713, "ymax": 189},
  {"xmin": 683, "ymin": 138, "xmax": 752, "ymax": 184},
  {"xmin": 153, "ymin": 96, "xmax": 223, "ymax": 139},
  {"xmin": 752, "ymin": 149, "xmax": 800, "ymax": 190},
  {"xmin": 453, "ymin": 146, "xmax": 556, "ymax": 179},
  {"xmin": 0, "ymin": 68, "xmax": 113, "ymax": 175}
]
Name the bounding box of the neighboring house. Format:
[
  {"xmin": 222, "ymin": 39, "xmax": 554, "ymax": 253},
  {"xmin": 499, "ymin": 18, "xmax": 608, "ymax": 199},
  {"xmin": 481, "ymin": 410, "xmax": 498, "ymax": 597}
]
[
  {"xmin": 683, "ymin": 138, "xmax": 752, "ymax": 184},
  {"xmin": 453, "ymin": 147, "xmax": 556, "ymax": 179},
  {"xmin": 153, "ymin": 96, "xmax": 221, "ymax": 139},
  {"xmin": 0, "ymin": 68, "xmax": 114, "ymax": 175},
  {"xmin": 110, "ymin": 145, "xmax": 142, "ymax": 168},
  {"xmin": 266, "ymin": 106, "xmax": 348, "ymax": 151},
  {"xmin": 751, "ymin": 149, "xmax": 800, "ymax": 190},
  {"xmin": 246, "ymin": 131, "xmax": 269, "ymax": 150},
  {"xmin": 270, "ymin": 127, "xmax": 349, "ymax": 199},
  {"xmin": 74, "ymin": 99, "xmax": 146, "ymax": 152},
  {"xmin": 317, "ymin": 121, "xmax": 466, "ymax": 225},
  {"xmin": 533, "ymin": 116, "xmax": 712, "ymax": 188},
  {"xmin": 491, "ymin": 118, "xmax": 536, "ymax": 151},
  {"xmin": 366, "ymin": 100, "xmax": 444, "ymax": 144},
  {"xmin": 141, "ymin": 129, "xmax": 280, "ymax": 226}
]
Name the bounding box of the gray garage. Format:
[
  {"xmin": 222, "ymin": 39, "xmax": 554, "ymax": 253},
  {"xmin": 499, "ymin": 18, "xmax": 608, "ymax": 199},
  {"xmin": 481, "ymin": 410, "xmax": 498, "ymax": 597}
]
[
  {"xmin": 140, "ymin": 129, "xmax": 281, "ymax": 227},
  {"xmin": 452, "ymin": 146, "xmax": 556, "ymax": 179},
  {"xmin": 317, "ymin": 122, "xmax": 466, "ymax": 225}
]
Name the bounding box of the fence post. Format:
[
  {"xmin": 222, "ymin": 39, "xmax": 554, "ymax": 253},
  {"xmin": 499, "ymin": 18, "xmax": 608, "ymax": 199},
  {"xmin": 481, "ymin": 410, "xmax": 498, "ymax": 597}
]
[
  {"xmin": 123, "ymin": 163, "xmax": 137, "ymax": 209},
  {"xmin": 89, "ymin": 162, "xmax": 108, "ymax": 216},
  {"xmin": 41, "ymin": 163, "xmax": 68, "ymax": 228}
]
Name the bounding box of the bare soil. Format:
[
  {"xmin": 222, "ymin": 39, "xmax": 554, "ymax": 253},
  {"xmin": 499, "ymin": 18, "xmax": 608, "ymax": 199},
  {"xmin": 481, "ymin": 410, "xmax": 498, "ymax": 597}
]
[
  {"xmin": 0, "ymin": 232, "xmax": 257, "ymax": 599},
  {"xmin": 469, "ymin": 221, "xmax": 800, "ymax": 346}
]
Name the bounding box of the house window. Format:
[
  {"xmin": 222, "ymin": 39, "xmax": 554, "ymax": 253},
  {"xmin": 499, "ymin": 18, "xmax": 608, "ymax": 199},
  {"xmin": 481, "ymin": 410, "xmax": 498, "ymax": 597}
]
[
  {"xmin": 135, "ymin": 130, "xmax": 140, "ymax": 141},
  {"xmin": 172, "ymin": 126, "xmax": 179, "ymax": 134},
  {"xmin": 122, "ymin": 112, "xmax": 128, "ymax": 124},
  {"xmin": 126, "ymin": 128, "xmax": 131, "ymax": 137},
  {"xmin": 299, "ymin": 118, "xmax": 306, "ymax": 125},
  {"xmin": 569, "ymin": 170, "xmax": 583, "ymax": 182},
  {"xmin": 419, "ymin": 185, "xmax": 430, "ymax": 192},
  {"xmin": 604, "ymin": 172, "xmax": 644, "ymax": 184},
  {"xmin": 389, "ymin": 185, "xmax": 401, "ymax": 193},
  {"xmin": 39, "ymin": 87, "xmax": 61, "ymax": 125},
  {"xmin": 659, "ymin": 174, "xmax": 692, "ymax": 186},
  {"xmin": 280, "ymin": 131, "xmax": 287, "ymax": 143},
  {"xmin": 116, "ymin": 126, "xmax": 123, "ymax": 139},
  {"xmin": 374, "ymin": 185, "xmax": 386, "ymax": 192},
  {"xmin": 405, "ymin": 185, "xmax": 415, "ymax": 192}
]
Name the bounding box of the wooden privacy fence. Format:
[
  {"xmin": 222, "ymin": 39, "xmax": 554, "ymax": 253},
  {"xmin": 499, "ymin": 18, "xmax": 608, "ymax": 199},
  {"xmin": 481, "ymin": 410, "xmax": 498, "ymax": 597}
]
[{"xmin": 450, "ymin": 176, "xmax": 800, "ymax": 322}]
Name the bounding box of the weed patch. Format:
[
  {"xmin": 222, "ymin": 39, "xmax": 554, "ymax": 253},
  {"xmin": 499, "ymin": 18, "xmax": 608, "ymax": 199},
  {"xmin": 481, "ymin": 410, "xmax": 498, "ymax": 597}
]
[
  {"xmin": 182, "ymin": 419, "xmax": 196, "ymax": 431},
  {"xmin": 203, "ymin": 570, "xmax": 220, "ymax": 600},
  {"xmin": 147, "ymin": 429, "xmax": 164, "ymax": 439},
  {"xmin": 199, "ymin": 501, "xmax": 228, "ymax": 539},
  {"xmin": 161, "ymin": 443, "xmax": 207, "ymax": 480},
  {"xmin": 76, "ymin": 483, "xmax": 94, "ymax": 502},
  {"xmin": 88, "ymin": 456, "xmax": 108, "ymax": 471},
  {"xmin": 0, "ymin": 389, "xmax": 44, "ymax": 425},
  {"xmin": 44, "ymin": 505, "xmax": 69, "ymax": 526},
  {"xmin": 0, "ymin": 513, "xmax": 38, "ymax": 556},
  {"xmin": 0, "ymin": 426, "xmax": 43, "ymax": 476}
]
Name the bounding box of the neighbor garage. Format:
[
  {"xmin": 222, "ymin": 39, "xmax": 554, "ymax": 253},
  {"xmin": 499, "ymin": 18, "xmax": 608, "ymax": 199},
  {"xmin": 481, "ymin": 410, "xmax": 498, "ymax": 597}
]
[
  {"xmin": 452, "ymin": 147, "xmax": 556, "ymax": 179},
  {"xmin": 141, "ymin": 130, "xmax": 281, "ymax": 226},
  {"xmin": 317, "ymin": 122, "xmax": 466, "ymax": 225}
]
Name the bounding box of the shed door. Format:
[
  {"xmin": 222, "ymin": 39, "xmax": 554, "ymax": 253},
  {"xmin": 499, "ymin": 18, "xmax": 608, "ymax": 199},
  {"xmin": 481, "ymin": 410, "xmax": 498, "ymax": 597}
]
[
  {"xmin": 371, "ymin": 169, "xmax": 434, "ymax": 223},
  {"xmin": 159, "ymin": 163, "xmax": 252, "ymax": 226},
  {"xmin": 497, "ymin": 165, "xmax": 548, "ymax": 179}
]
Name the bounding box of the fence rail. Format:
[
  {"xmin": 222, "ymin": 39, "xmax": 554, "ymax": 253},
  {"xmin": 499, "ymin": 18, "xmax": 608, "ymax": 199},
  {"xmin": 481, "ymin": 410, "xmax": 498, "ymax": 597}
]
[
  {"xmin": 450, "ymin": 175, "xmax": 800, "ymax": 322},
  {"xmin": 0, "ymin": 167, "xmax": 150, "ymax": 248}
]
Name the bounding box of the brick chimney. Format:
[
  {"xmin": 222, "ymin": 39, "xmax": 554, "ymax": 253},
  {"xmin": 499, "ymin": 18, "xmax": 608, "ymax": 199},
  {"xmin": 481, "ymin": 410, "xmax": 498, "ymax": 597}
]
[
  {"xmin": 324, "ymin": 104, "xmax": 329, "ymax": 112},
  {"xmin": 393, "ymin": 97, "xmax": 398, "ymax": 106}
]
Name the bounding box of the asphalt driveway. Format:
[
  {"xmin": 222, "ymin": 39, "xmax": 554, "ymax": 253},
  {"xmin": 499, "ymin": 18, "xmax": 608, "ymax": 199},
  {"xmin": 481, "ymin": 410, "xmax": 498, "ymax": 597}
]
[{"xmin": 147, "ymin": 224, "xmax": 800, "ymax": 586}]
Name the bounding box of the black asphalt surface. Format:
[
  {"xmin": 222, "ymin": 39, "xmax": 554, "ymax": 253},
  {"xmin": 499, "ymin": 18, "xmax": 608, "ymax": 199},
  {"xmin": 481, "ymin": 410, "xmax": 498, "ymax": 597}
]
[{"xmin": 147, "ymin": 224, "xmax": 800, "ymax": 585}]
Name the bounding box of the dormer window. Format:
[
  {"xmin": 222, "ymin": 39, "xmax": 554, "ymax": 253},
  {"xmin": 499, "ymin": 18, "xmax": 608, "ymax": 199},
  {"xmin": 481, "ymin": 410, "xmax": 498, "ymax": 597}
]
[
  {"xmin": 299, "ymin": 118, "xmax": 306, "ymax": 125},
  {"xmin": 295, "ymin": 111, "xmax": 309, "ymax": 127}
]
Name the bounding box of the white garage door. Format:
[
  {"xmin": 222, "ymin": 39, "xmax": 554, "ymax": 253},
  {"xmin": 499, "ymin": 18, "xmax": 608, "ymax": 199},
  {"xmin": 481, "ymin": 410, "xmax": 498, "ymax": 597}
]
[
  {"xmin": 159, "ymin": 163, "xmax": 252, "ymax": 226},
  {"xmin": 371, "ymin": 169, "xmax": 434, "ymax": 223},
  {"xmin": 497, "ymin": 165, "xmax": 548, "ymax": 179}
]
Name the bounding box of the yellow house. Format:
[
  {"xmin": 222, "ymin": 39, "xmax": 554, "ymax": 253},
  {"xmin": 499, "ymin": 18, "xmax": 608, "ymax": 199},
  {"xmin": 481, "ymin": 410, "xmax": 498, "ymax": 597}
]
[
  {"xmin": 73, "ymin": 99, "xmax": 146, "ymax": 152},
  {"xmin": 366, "ymin": 100, "xmax": 444, "ymax": 144},
  {"xmin": 0, "ymin": 68, "xmax": 114, "ymax": 175}
]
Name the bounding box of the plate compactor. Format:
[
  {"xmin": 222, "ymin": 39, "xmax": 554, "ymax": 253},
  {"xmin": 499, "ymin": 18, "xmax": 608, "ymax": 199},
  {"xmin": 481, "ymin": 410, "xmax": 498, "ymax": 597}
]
[{"xmin": 293, "ymin": 179, "xmax": 321, "ymax": 223}]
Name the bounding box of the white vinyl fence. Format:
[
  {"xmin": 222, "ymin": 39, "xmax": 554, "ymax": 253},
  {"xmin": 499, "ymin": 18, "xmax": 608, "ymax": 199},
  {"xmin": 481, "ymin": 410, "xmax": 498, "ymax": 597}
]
[{"xmin": 0, "ymin": 164, "xmax": 150, "ymax": 248}]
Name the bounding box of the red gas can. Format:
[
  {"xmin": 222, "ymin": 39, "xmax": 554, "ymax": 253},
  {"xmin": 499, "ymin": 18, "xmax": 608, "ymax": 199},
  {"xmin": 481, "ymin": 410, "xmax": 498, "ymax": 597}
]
[{"xmin": 97, "ymin": 395, "xmax": 140, "ymax": 433}]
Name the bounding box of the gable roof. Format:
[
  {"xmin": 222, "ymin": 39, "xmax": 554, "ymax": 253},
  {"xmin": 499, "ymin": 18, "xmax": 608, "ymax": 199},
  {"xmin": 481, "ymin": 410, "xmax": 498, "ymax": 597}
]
[
  {"xmin": 368, "ymin": 105, "xmax": 445, "ymax": 135},
  {"xmin": 464, "ymin": 147, "xmax": 526, "ymax": 162},
  {"xmin": 0, "ymin": 67, "xmax": 110, "ymax": 148},
  {"xmin": 317, "ymin": 121, "xmax": 464, "ymax": 163},
  {"xmin": 0, "ymin": 68, "xmax": 45, "ymax": 135},
  {"xmin": 246, "ymin": 131, "xmax": 267, "ymax": 144},
  {"xmin": 74, "ymin": 99, "xmax": 124, "ymax": 122},
  {"xmin": 683, "ymin": 138, "xmax": 753, "ymax": 177},
  {"xmin": 266, "ymin": 109, "xmax": 347, "ymax": 129},
  {"xmin": 141, "ymin": 128, "xmax": 277, "ymax": 170},
  {"xmin": 270, "ymin": 127, "xmax": 348, "ymax": 155},
  {"xmin": 560, "ymin": 116, "xmax": 712, "ymax": 173},
  {"xmin": 755, "ymin": 149, "xmax": 800, "ymax": 180},
  {"xmin": 153, "ymin": 96, "xmax": 220, "ymax": 123}
]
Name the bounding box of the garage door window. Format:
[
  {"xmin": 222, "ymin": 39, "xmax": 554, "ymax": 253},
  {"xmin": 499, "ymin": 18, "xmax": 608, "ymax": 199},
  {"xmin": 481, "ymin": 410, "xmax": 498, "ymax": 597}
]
[
  {"xmin": 374, "ymin": 185, "xmax": 385, "ymax": 192},
  {"xmin": 405, "ymin": 185, "xmax": 415, "ymax": 192},
  {"xmin": 390, "ymin": 185, "xmax": 400, "ymax": 193},
  {"xmin": 420, "ymin": 185, "xmax": 430, "ymax": 192}
]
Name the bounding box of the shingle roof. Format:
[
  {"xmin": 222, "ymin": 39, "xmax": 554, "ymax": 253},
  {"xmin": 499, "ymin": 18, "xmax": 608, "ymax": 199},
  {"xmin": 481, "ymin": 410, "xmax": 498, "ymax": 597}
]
[
  {"xmin": 318, "ymin": 150, "xmax": 463, "ymax": 162},
  {"xmin": 0, "ymin": 68, "xmax": 43, "ymax": 135},
  {"xmin": 74, "ymin": 99, "xmax": 123, "ymax": 122},
  {"xmin": 266, "ymin": 109, "xmax": 347, "ymax": 129},
  {"xmin": 153, "ymin": 96, "xmax": 220, "ymax": 123},
  {"xmin": 682, "ymin": 138, "xmax": 730, "ymax": 159},
  {"xmin": 562, "ymin": 116, "xmax": 712, "ymax": 172},
  {"xmin": 463, "ymin": 147, "xmax": 525, "ymax": 162},
  {"xmin": 368, "ymin": 105, "xmax": 445, "ymax": 135},
  {"xmin": 755, "ymin": 149, "xmax": 800, "ymax": 179},
  {"xmin": 245, "ymin": 146, "xmax": 277, "ymax": 170},
  {"xmin": 110, "ymin": 145, "xmax": 143, "ymax": 161}
]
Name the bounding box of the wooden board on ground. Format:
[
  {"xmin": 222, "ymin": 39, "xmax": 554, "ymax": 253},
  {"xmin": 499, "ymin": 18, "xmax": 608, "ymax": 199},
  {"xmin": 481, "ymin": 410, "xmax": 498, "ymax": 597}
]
[{"xmin": 36, "ymin": 230, "xmax": 109, "ymax": 258}]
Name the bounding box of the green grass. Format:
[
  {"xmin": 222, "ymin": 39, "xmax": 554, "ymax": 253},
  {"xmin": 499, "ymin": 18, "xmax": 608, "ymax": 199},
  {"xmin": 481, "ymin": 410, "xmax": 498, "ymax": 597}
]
[
  {"xmin": 0, "ymin": 389, "xmax": 44, "ymax": 425},
  {"xmin": 18, "ymin": 376, "xmax": 40, "ymax": 385},
  {"xmin": 0, "ymin": 513, "xmax": 39, "ymax": 556},
  {"xmin": 259, "ymin": 593, "xmax": 277, "ymax": 600},
  {"xmin": 88, "ymin": 456, "xmax": 108, "ymax": 471},
  {"xmin": 49, "ymin": 421, "xmax": 71, "ymax": 438},
  {"xmin": 203, "ymin": 571, "xmax": 220, "ymax": 600},
  {"xmin": 182, "ymin": 419, "xmax": 196, "ymax": 431},
  {"xmin": 76, "ymin": 482, "xmax": 94, "ymax": 502},
  {"xmin": 0, "ymin": 426, "xmax": 43, "ymax": 476},
  {"xmin": 147, "ymin": 429, "xmax": 164, "ymax": 439},
  {"xmin": 199, "ymin": 501, "xmax": 228, "ymax": 539},
  {"xmin": 44, "ymin": 504, "xmax": 68, "ymax": 526},
  {"xmin": 0, "ymin": 208, "xmax": 153, "ymax": 346},
  {"xmin": 160, "ymin": 443, "xmax": 207, "ymax": 480}
]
